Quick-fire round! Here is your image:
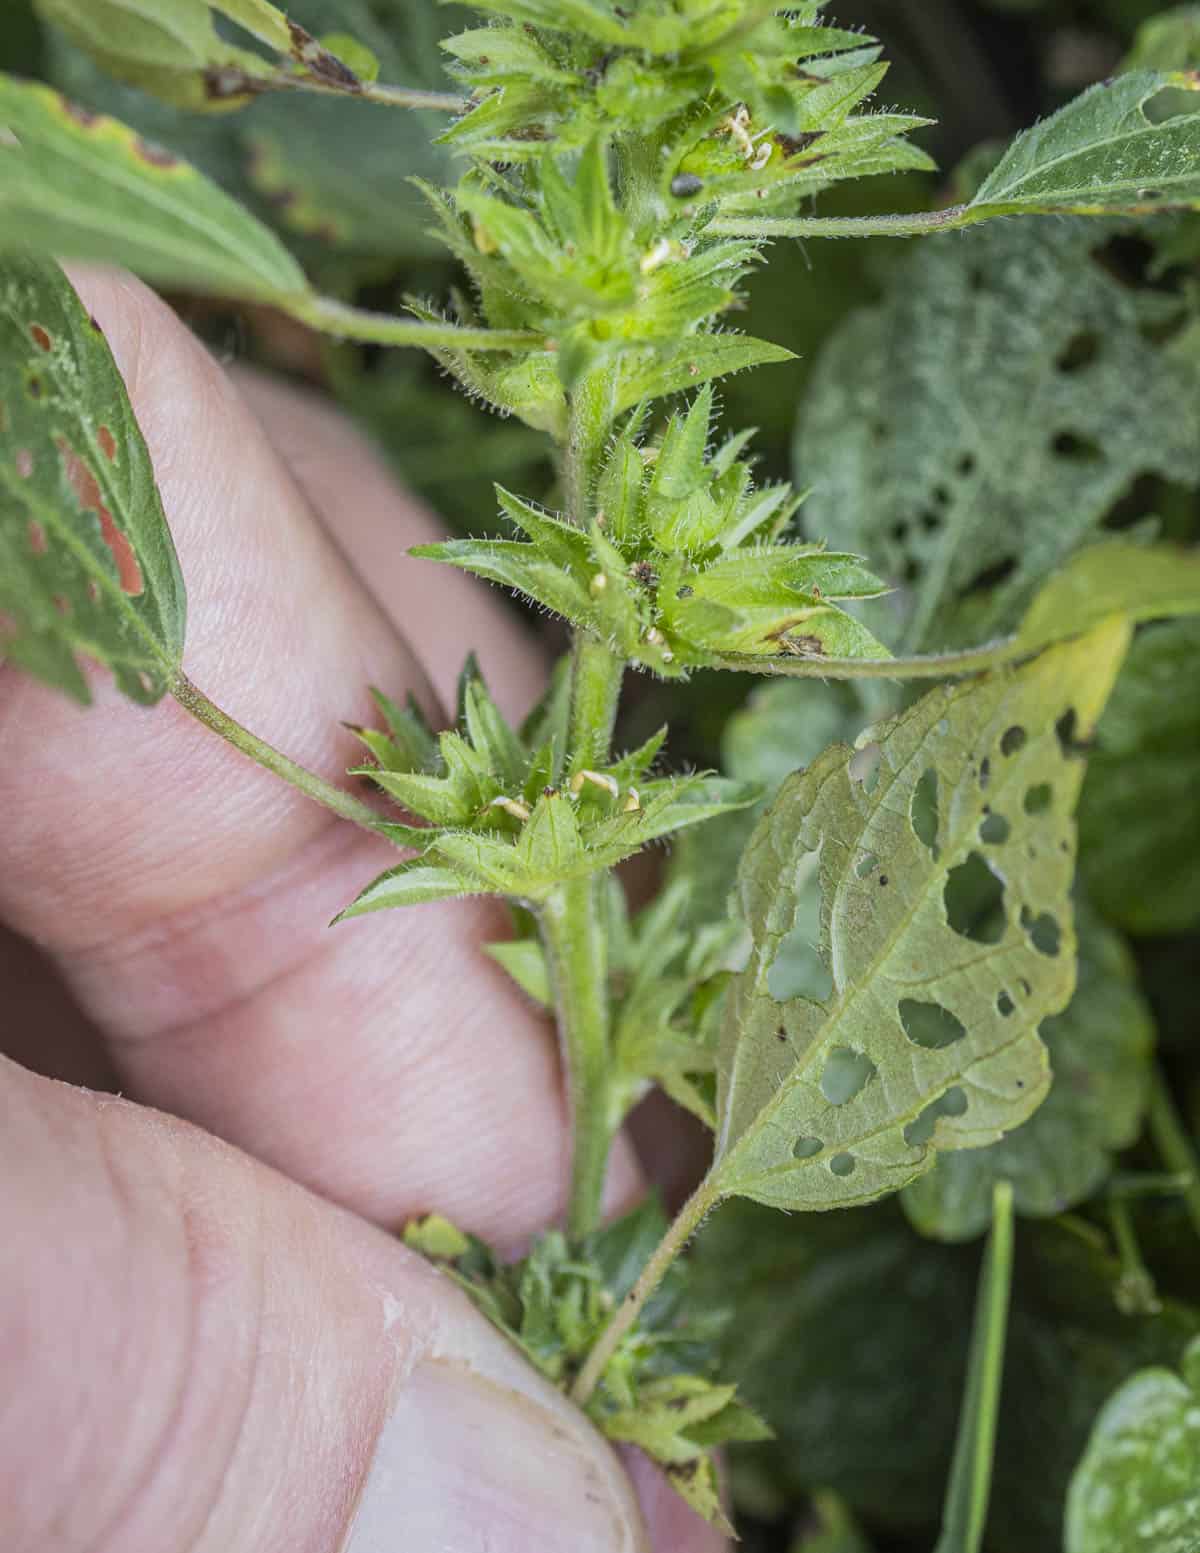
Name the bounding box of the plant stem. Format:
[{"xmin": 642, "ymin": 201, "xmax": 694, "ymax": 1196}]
[
  {"xmin": 288, "ymin": 293, "xmax": 544, "ymax": 352},
  {"xmin": 572, "ymin": 1178, "xmax": 719, "ymax": 1405},
  {"xmin": 540, "ymin": 875, "xmax": 617, "ymax": 1239},
  {"xmin": 1147, "ymin": 1062, "xmax": 1200, "ymax": 1240},
  {"xmin": 171, "ymin": 673, "xmax": 384, "ymax": 834},
  {"xmin": 568, "ymin": 631, "xmax": 624, "ymax": 772}
]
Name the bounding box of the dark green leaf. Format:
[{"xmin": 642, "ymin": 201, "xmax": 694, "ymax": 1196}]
[
  {"xmin": 0, "ymin": 254, "xmax": 185, "ymax": 703},
  {"xmin": 1080, "ymin": 617, "xmax": 1200, "ymax": 935}
]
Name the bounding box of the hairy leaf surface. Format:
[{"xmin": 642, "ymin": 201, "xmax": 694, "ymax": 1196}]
[
  {"xmin": 902, "ymin": 903, "xmax": 1155, "ymax": 1240},
  {"xmin": 0, "ymin": 254, "xmax": 185, "ymax": 703},
  {"xmin": 968, "ymin": 71, "xmax": 1200, "ymax": 219},
  {"xmin": 798, "ymin": 220, "xmax": 1200, "ymax": 651},
  {"xmin": 1066, "ymin": 1337, "xmax": 1200, "ymax": 1553},
  {"xmin": 712, "ymin": 622, "xmax": 1130, "ymax": 1210}
]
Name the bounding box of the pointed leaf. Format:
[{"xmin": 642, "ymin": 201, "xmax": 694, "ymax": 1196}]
[
  {"xmin": 614, "ymin": 333, "xmax": 795, "ymax": 415},
  {"xmin": 411, "ymin": 538, "xmax": 596, "ymax": 629},
  {"xmin": 485, "ymin": 937, "xmax": 551, "ymax": 1008},
  {"xmin": 0, "ymin": 255, "xmax": 185, "ymax": 704},
  {"xmin": 711, "ymin": 623, "xmax": 1130, "ymax": 1211},
  {"xmin": 969, "ymin": 72, "xmax": 1200, "ymax": 220},
  {"xmin": 336, "ymin": 860, "xmax": 484, "ymax": 919}
]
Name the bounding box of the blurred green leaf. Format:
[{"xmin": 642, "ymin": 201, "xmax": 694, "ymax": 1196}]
[
  {"xmin": 1066, "ymin": 1334, "xmax": 1200, "ymax": 1552},
  {"xmin": 1080, "ymin": 618, "xmax": 1200, "ymax": 936},
  {"xmin": 798, "ymin": 219, "xmax": 1200, "ymax": 651}
]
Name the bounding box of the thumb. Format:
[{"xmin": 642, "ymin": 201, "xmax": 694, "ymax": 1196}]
[{"xmin": 0, "ymin": 1057, "xmax": 660, "ymax": 1553}]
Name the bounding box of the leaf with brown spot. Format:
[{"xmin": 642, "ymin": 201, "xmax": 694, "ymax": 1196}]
[
  {"xmin": 0, "ymin": 254, "xmax": 185, "ymax": 704},
  {"xmin": 0, "ymin": 74, "xmax": 308, "ymax": 302}
]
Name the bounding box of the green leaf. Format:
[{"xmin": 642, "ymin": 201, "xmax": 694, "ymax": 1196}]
[
  {"xmin": 0, "ymin": 75, "xmax": 531, "ymax": 351},
  {"xmin": 711, "ymin": 622, "xmax": 1131, "ymax": 1211},
  {"xmin": 933, "ymin": 1182, "xmax": 1015, "ymax": 1553},
  {"xmin": 798, "ymin": 219, "xmax": 1200, "ymax": 652},
  {"xmin": 0, "ymin": 73, "xmax": 308, "ymax": 300},
  {"xmin": 614, "ymin": 332, "xmax": 796, "ymax": 414},
  {"xmin": 969, "ymin": 72, "xmax": 1200, "ymax": 219},
  {"xmin": 0, "ymin": 254, "xmax": 185, "ymax": 703},
  {"xmin": 713, "ymin": 72, "xmax": 1200, "ymax": 240},
  {"xmin": 334, "ymin": 860, "xmax": 484, "ymax": 919},
  {"xmin": 1066, "ymin": 1336, "xmax": 1200, "ymax": 1553},
  {"xmin": 902, "ymin": 902, "xmax": 1156, "ymax": 1240},
  {"xmin": 484, "ymin": 936, "xmax": 551, "ymax": 1008},
  {"xmin": 1080, "ymin": 617, "xmax": 1200, "ymax": 936}
]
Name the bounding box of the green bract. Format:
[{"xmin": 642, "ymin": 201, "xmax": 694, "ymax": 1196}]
[
  {"xmin": 337, "ymin": 661, "xmax": 759, "ymax": 913},
  {"xmin": 417, "ymin": 386, "xmax": 890, "ymax": 676}
]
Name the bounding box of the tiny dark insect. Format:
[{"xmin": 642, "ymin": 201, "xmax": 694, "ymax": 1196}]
[
  {"xmin": 629, "ymin": 561, "xmax": 658, "ymax": 588},
  {"xmin": 670, "ymin": 172, "xmax": 704, "ymax": 198}
]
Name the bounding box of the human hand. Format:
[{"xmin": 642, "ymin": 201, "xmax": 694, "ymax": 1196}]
[{"xmin": 0, "ymin": 268, "xmax": 725, "ymax": 1553}]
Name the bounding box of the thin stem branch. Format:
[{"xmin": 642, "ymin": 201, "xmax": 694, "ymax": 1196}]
[
  {"xmin": 171, "ymin": 673, "xmax": 384, "ymax": 834},
  {"xmin": 540, "ymin": 876, "xmax": 616, "ymax": 1238},
  {"xmin": 287, "ymin": 293, "xmax": 544, "ymax": 352},
  {"xmin": 1147, "ymin": 1062, "xmax": 1200, "ymax": 1241},
  {"xmin": 572, "ymin": 1178, "xmax": 719, "ymax": 1405},
  {"xmin": 709, "ymin": 205, "xmax": 975, "ymax": 241}
]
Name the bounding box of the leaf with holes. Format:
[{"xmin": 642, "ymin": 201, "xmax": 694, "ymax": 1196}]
[
  {"xmin": 1065, "ymin": 1336, "xmax": 1200, "ymax": 1553},
  {"xmin": 0, "ymin": 74, "xmax": 308, "ymax": 301},
  {"xmin": 710, "ymin": 621, "xmax": 1130, "ymax": 1212},
  {"xmin": 0, "ymin": 254, "xmax": 185, "ymax": 704},
  {"xmin": 901, "ymin": 902, "xmax": 1155, "ymax": 1241},
  {"xmin": 1080, "ymin": 617, "xmax": 1200, "ymax": 936},
  {"xmin": 797, "ymin": 219, "xmax": 1200, "ymax": 651}
]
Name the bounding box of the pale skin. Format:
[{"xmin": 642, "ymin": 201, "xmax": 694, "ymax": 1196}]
[{"xmin": 0, "ymin": 268, "xmax": 725, "ymax": 1553}]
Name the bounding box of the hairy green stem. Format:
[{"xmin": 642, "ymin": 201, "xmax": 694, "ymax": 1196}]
[
  {"xmin": 709, "ymin": 205, "xmax": 976, "ymax": 241},
  {"xmin": 568, "ymin": 632, "xmax": 624, "ymax": 773},
  {"xmin": 540, "ymin": 876, "xmax": 617, "ymax": 1238},
  {"xmin": 288, "ymin": 293, "xmax": 544, "ymax": 352},
  {"xmin": 171, "ymin": 673, "xmax": 384, "ymax": 834},
  {"xmin": 1147, "ymin": 1063, "xmax": 1200, "ymax": 1241},
  {"xmin": 572, "ymin": 1178, "xmax": 719, "ymax": 1405}
]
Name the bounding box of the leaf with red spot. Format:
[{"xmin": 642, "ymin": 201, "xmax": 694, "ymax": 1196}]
[{"xmin": 0, "ymin": 253, "xmax": 186, "ymax": 704}]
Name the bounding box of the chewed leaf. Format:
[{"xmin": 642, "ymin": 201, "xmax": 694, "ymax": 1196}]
[
  {"xmin": 0, "ymin": 254, "xmax": 185, "ymax": 703},
  {"xmin": 1066, "ymin": 1337, "xmax": 1200, "ymax": 1553},
  {"xmin": 711, "ymin": 621, "xmax": 1131, "ymax": 1211},
  {"xmin": 901, "ymin": 902, "xmax": 1156, "ymax": 1240},
  {"xmin": 969, "ymin": 71, "xmax": 1200, "ymax": 219},
  {"xmin": 0, "ymin": 74, "xmax": 307, "ymax": 301}
]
